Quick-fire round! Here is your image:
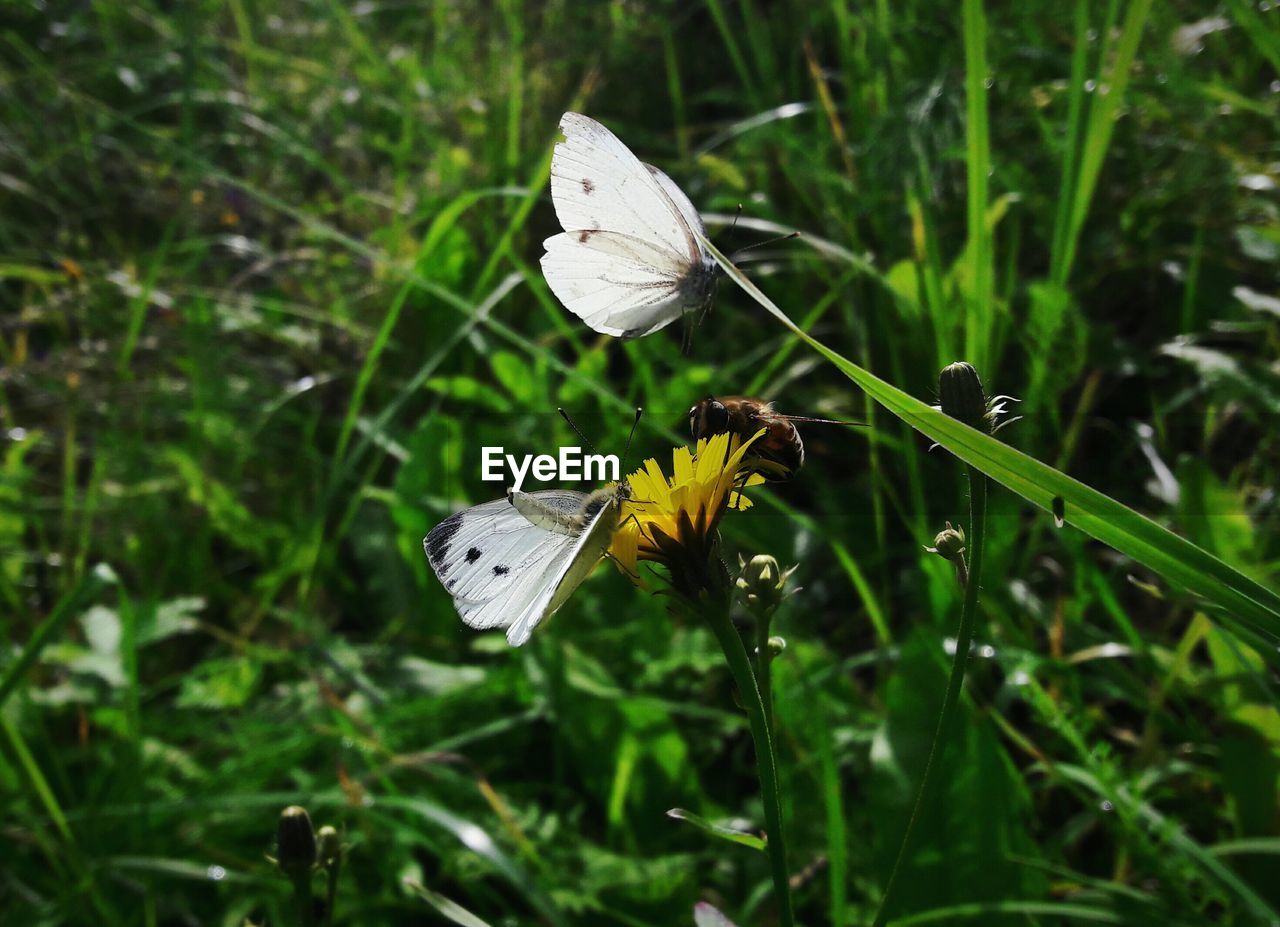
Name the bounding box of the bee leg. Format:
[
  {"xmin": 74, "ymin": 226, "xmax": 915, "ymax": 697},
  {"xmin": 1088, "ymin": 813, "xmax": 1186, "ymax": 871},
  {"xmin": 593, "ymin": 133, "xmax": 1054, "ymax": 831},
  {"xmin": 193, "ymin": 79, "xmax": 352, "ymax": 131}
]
[{"xmin": 730, "ymin": 475, "xmax": 746, "ymax": 510}]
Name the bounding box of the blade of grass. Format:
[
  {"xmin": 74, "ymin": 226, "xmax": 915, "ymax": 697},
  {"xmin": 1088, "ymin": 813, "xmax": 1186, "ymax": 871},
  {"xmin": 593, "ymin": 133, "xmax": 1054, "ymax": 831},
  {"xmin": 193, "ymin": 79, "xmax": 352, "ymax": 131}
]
[
  {"xmin": 1055, "ymin": 0, "xmax": 1154, "ymax": 285},
  {"xmin": 703, "ymin": 0, "xmax": 759, "ymax": 107},
  {"xmin": 666, "ymin": 808, "xmax": 767, "ymax": 851},
  {"xmin": 889, "ymin": 899, "xmax": 1123, "ymax": 925},
  {"xmin": 961, "ymin": 0, "xmax": 994, "ymax": 373},
  {"xmin": 404, "ymin": 880, "xmax": 497, "ymax": 927},
  {"xmin": 701, "ymin": 235, "xmax": 1280, "ymax": 638}
]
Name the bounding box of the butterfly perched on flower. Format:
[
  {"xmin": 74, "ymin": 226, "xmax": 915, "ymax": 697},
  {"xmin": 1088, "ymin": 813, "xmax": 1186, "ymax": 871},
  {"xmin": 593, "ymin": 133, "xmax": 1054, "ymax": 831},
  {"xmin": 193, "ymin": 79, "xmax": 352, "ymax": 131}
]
[
  {"xmin": 424, "ymin": 410, "xmax": 646, "ymax": 647},
  {"xmin": 424, "ymin": 482, "xmax": 631, "ymax": 647},
  {"xmin": 540, "ymin": 112, "xmax": 716, "ymax": 339},
  {"xmin": 689, "ymin": 395, "xmax": 860, "ymax": 481}
]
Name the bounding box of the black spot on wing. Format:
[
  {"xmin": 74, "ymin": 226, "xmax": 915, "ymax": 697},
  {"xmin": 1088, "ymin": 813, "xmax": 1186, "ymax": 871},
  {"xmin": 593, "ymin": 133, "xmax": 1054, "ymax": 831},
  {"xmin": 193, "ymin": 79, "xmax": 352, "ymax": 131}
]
[
  {"xmin": 465, "ymin": 547, "xmax": 482, "ymax": 563},
  {"xmin": 424, "ymin": 512, "xmax": 463, "ymax": 569},
  {"xmin": 582, "ymin": 177, "xmax": 595, "ymax": 194},
  {"xmin": 493, "ymin": 565, "xmax": 509, "ymax": 576}
]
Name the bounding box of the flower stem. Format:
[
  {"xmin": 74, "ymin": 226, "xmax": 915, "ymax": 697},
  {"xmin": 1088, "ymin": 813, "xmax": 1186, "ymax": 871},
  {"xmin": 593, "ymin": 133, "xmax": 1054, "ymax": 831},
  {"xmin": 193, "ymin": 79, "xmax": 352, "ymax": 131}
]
[
  {"xmin": 872, "ymin": 466, "xmax": 988, "ymax": 927},
  {"xmin": 755, "ymin": 614, "xmax": 774, "ymax": 730},
  {"xmin": 290, "ymin": 872, "xmax": 315, "ymax": 927},
  {"xmin": 704, "ymin": 598, "xmax": 794, "ymax": 927},
  {"xmin": 323, "ymin": 858, "xmax": 340, "ymax": 926}
]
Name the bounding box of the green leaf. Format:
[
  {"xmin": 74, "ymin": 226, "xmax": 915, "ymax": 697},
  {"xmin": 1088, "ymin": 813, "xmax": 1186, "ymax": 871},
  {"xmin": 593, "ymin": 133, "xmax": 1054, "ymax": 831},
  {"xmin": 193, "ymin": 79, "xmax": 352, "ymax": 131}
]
[
  {"xmin": 701, "ymin": 234, "xmax": 1280, "ymax": 642},
  {"xmin": 0, "ymin": 564, "xmax": 116, "ymax": 710},
  {"xmin": 666, "ymin": 808, "xmax": 767, "ymax": 852},
  {"xmin": 175, "ymin": 656, "xmax": 261, "ymax": 709}
]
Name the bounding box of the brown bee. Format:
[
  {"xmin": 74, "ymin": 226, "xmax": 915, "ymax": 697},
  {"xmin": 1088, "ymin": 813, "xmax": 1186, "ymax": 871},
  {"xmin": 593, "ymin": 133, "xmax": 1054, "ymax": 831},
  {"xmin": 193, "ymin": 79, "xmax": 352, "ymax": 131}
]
[{"xmin": 689, "ymin": 396, "xmax": 858, "ymax": 480}]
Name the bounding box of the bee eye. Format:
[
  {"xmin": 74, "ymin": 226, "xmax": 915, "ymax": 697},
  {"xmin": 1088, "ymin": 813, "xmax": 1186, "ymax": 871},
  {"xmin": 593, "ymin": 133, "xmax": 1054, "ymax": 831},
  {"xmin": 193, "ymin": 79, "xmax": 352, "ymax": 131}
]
[{"xmin": 707, "ymin": 400, "xmax": 729, "ymax": 433}]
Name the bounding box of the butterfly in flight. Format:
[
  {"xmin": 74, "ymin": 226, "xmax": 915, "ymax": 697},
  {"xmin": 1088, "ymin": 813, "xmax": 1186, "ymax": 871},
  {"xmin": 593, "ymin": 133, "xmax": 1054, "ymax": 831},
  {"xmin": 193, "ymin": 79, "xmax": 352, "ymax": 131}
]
[
  {"xmin": 689, "ymin": 395, "xmax": 860, "ymax": 481},
  {"xmin": 540, "ymin": 112, "xmax": 717, "ymax": 339}
]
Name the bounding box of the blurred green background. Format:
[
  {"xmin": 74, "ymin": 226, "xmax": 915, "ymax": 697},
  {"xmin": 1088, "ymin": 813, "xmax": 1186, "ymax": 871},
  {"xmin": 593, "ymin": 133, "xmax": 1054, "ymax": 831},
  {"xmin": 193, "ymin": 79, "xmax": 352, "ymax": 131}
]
[{"xmin": 2, "ymin": 1, "xmax": 1279, "ymax": 924}]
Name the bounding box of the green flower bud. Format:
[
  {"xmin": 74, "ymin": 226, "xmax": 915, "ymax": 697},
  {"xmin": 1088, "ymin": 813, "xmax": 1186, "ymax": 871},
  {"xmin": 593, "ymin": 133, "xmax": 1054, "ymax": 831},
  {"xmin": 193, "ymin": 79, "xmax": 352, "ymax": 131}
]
[
  {"xmin": 736, "ymin": 554, "xmax": 795, "ymax": 612},
  {"xmin": 276, "ymin": 805, "xmax": 317, "ymax": 878},
  {"xmin": 317, "ymin": 825, "xmax": 342, "ymax": 867},
  {"xmin": 926, "ymin": 521, "xmax": 966, "ymax": 562},
  {"xmin": 938, "ymin": 362, "xmax": 988, "ymax": 431},
  {"xmin": 767, "ymin": 636, "xmax": 787, "ymax": 657},
  {"xmin": 739, "ymin": 553, "xmax": 778, "ymax": 590}
]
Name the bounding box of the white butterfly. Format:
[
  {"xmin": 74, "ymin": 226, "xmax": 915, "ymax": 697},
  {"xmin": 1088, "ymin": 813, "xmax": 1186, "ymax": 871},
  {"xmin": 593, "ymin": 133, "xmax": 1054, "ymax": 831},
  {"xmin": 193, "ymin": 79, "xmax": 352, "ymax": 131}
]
[
  {"xmin": 423, "ymin": 484, "xmax": 629, "ymax": 647},
  {"xmin": 540, "ymin": 112, "xmax": 716, "ymax": 339}
]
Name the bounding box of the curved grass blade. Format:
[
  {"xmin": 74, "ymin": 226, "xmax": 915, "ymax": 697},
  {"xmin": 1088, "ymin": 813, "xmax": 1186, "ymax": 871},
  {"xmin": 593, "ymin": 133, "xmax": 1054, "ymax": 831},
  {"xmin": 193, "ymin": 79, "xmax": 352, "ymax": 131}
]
[
  {"xmin": 404, "ymin": 879, "xmax": 497, "ymax": 927},
  {"xmin": 699, "ymin": 234, "xmax": 1280, "ymax": 639},
  {"xmin": 889, "ymin": 900, "xmax": 1123, "ymax": 925},
  {"xmin": 666, "ymin": 808, "xmax": 767, "ymax": 852},
  {"xmin": 375, "ymin": 796, "xmax": 565, "ymax": 927}
]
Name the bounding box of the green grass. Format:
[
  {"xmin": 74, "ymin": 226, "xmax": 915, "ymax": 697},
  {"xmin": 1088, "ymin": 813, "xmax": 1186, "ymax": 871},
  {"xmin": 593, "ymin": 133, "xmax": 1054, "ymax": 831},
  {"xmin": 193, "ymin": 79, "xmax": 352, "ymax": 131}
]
[{"xmin": 2, "ymin": 1, "xmax": 1279, "ymax": 925}]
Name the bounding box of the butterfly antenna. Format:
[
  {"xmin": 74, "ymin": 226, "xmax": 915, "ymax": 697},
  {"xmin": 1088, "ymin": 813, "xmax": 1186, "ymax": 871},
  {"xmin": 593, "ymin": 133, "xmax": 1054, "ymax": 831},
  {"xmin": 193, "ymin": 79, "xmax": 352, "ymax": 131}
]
[
  {"xmin": 558, "ymin": 408, "xmax": 598, "ymax": 455},
  {"xmin": 710, "ymin": 204, "xmax": 744, "ymax": 260},
  {"xmin": 728, "ymin": 203, "xmax": 743, "ymax": 237},
  {"xmin": 620, "ymin": 407, "xmax": 644, "ymax": 474},
  {"xmin": 728, "ymin": 231, "xmax": 801, "ymax": 263}
]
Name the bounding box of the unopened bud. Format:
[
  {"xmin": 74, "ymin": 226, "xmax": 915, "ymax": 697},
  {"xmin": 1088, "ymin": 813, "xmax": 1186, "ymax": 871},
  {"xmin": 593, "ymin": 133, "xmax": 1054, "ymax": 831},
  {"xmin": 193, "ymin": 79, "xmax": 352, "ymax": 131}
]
[
  {"xmin": 275, "ymin": 806, "xmax": 317, "ymax": 877},
  {"xmin": 317, "ymin": 825, "xmax": 342, "ymax": 866},
  {"xmin": 736, "ymin": 554, "xmax": 795, "ymax": 612},
  {"xmin": 926, "ymin": 521, "xmax": 966, "ymax": 562},
  {"xmin": 740, "ymin": 553, "xmax": 777, "ymax": 589},
  {"xmin": 767, "ymin": 636, "xmax": 787, "ymax": 657},
  {"xmin": 938, "ymin": 362, "xmax": 988, "ymax": 431}
]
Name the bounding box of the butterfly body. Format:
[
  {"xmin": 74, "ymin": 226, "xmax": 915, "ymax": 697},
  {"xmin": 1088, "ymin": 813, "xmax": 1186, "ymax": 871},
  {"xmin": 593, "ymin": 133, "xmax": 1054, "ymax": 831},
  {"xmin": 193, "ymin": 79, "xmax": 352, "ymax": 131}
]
[
  {"xmin": 541, "ymin": 113, "xmax": 714, "ymax": 339},
  {"xmin": 425, "ymin": 483, "xmax": 628, "ymax": 646}
]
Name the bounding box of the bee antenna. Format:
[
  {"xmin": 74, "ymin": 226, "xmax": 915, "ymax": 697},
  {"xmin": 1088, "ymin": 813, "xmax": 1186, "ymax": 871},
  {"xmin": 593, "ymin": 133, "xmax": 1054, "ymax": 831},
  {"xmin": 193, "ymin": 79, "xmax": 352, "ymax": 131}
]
[{"xmin": 558, "ymin": 407, "xmax": 598, "ymax": 455}]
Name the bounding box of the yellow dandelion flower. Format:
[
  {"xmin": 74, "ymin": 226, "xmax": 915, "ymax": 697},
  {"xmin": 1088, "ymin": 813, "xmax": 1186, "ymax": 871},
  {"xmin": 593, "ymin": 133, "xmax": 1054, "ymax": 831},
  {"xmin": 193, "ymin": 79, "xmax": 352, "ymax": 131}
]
[{"xmin": 610, "ymin": 430, "xmax": 766, "ymax": 592}]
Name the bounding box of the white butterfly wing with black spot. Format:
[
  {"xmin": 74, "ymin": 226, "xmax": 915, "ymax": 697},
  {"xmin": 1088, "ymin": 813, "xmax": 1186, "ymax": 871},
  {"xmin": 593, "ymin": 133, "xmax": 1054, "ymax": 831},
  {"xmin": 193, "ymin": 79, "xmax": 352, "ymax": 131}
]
[
  {"xmin": 541, "ymin": 112, "xmax": 715, "ymax": 339},
  {"xmin": 423, "ymin": 490, "xmax": 617, "ymax": 646}
]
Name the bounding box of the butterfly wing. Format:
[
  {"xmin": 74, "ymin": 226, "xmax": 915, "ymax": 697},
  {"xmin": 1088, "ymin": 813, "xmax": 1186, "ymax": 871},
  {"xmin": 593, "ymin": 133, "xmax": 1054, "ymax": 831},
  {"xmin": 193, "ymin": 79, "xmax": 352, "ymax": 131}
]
[
  {"xmin": 550, "ymin": 113, "xmax": 698, "ymax": 258},
  {"xmin": 504, "ymin": 494, "xmax": 619, "ymax": 646},
  {"xmin": 645, "ymin": 163, "xmax": 707, "ymax": 240},
  {"xmin": 542, "ymin": 113, "xmax": 711, "ymax": 338},
  {"xmin": 541, "ymin": 230, "xmax": 692, "ymax": 337},
  {"xmin": 425, "ymin": 496, "xmax": 574, "ymax": 631},
  {"xmin": 424, "ymin": 490, "xmax": 616, "ymax": 646}
]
